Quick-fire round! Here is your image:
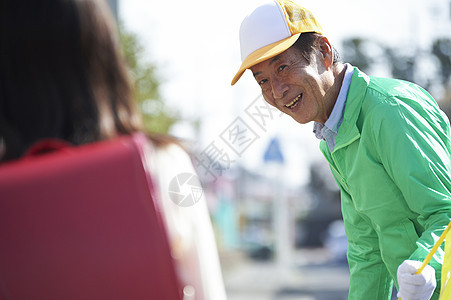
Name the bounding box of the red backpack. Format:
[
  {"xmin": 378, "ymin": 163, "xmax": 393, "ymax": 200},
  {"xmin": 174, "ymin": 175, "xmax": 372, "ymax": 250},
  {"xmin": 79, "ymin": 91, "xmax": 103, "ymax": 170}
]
[{"xmin": 0, "ymin": 133, "xmax": 182, "ymax": 300}]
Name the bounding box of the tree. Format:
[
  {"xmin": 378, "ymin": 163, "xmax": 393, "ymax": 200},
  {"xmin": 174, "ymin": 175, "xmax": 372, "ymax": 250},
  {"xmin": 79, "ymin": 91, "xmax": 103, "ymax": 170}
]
[
  {"xmin": 341, "ymin": 38, "xmax": 374, "ymax": 73},
  {"xmin": 384, "ymin": 48, "xmax": 416, "ymax": 83},
  {"xmin": 341, "ymin": 36, "xmax": 451, "ymax": 117},
  {"xmin": 118, "ymin": 23, "xmax": 179, "ymax": 134},
  {"xmin": 432, "ymin": 38, "xmax": 451, "ymax": 86}
]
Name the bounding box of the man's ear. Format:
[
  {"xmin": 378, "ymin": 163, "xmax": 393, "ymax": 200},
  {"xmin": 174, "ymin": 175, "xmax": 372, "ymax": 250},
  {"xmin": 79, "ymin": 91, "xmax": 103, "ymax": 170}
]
[{"xmin": 318, "ymin": 36, "xmax": 333, "ymax": 69}]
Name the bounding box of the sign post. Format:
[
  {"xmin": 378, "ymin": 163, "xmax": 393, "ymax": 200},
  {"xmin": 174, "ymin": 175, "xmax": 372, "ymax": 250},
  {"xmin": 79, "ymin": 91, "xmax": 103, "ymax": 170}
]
[{"xmin": 263, "ymin": 137, "xmax": 291, "ymax": 266}]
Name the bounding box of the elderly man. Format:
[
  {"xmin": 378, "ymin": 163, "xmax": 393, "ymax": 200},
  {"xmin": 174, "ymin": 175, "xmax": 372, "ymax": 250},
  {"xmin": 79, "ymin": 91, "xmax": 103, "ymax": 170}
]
[{"xmin": 231, "ymin": 1, "xmax": 451, "ymax": 299}]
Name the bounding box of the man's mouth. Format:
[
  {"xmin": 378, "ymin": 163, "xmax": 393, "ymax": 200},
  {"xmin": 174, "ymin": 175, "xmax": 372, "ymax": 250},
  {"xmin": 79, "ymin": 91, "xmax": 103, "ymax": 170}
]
[{"xmin": 284, "ymin": 94, "xmax": 302, "ymax": 109}]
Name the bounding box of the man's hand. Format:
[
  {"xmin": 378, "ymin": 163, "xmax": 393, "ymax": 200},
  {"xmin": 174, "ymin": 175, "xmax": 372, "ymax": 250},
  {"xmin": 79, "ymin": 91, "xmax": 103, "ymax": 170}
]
[{"xmin": 397, "ymin": 260, "xmax": 436, "ymax": 300}]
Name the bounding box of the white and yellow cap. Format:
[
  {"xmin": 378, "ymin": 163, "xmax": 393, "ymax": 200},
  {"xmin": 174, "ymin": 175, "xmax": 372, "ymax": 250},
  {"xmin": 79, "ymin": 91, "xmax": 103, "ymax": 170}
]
[{"xmin": 231, "ymin": 0, "xmax": 323, "ymax": 85}]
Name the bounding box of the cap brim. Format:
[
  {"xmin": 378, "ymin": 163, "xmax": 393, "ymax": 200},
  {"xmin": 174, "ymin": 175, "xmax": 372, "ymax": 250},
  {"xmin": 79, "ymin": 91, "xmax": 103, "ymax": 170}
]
[{"xmin": 231, "ymin": 33, "xmax": 301, "ymax": 86}]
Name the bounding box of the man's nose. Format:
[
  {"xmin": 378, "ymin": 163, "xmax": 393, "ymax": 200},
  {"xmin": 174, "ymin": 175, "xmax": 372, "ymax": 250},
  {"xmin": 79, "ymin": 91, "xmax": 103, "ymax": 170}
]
[{"xmin": 271, "ymin": 77, "xmax": 288, "ymax": 100}]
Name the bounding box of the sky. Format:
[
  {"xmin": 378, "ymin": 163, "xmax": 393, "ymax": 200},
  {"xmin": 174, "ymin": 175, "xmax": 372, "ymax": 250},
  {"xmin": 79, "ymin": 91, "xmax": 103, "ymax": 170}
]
[{"xmin": 119, "ymin": 0, "xmax": 450, "ymax": 187}]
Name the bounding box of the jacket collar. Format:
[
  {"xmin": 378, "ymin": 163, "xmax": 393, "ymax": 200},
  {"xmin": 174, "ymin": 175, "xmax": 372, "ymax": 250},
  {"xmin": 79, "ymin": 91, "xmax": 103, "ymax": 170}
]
[{"xmin": 332, "ymin": 67, "xmax": 370, "ymax": 153}]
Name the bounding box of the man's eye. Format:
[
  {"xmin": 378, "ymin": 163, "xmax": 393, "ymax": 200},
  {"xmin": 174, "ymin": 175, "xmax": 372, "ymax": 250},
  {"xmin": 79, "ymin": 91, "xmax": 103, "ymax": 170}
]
[
  {"xmin": 258, "ymin": 79, "xmax": 268, "ymax": 86},
  {"xmin": 278, "ymin": 65, "xmax": 287, "ymax": 72}
]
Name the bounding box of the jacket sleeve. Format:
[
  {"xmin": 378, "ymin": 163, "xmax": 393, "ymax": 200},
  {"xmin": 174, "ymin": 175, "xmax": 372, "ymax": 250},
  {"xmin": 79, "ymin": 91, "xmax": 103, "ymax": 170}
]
[
  {"xmin": 372, "ymin": 92, "xmax": 451, "ymax": 292},
  {"xmin": 339, "ymin": 182, "xmax": 394, "ymax": 299}
]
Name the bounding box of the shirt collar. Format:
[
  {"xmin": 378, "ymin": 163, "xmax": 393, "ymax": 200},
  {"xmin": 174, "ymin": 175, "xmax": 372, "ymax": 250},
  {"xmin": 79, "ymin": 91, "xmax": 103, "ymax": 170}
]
[{"xmin": 314, "ymin": 63, "xmax": 354, "ymax": 139}]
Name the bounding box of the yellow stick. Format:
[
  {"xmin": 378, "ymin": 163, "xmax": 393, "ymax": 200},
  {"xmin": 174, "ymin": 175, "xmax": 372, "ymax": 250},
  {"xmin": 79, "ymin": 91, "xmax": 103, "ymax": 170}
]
[{"xmin": 398, "ymin": 220, "xmax": 451, "ymax": 300}]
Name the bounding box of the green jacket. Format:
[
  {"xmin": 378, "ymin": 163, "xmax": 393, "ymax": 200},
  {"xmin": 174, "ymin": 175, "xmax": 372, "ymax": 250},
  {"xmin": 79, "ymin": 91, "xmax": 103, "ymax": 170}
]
[{"xmin": 320, "ymin": 68, "xmax": 451, "ymax": 299}]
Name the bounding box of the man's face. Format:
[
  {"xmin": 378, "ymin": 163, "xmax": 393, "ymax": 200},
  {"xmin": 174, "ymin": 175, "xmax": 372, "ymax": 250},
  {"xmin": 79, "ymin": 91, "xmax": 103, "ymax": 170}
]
[{"xmin": 250, "ymin": 45, "xmax": 332, "ymax": 124}]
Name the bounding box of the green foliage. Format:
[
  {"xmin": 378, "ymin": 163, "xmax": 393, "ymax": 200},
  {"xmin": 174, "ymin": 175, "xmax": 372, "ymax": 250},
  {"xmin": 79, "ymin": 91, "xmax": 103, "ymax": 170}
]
[{"xmin": 118, "ymin": 22, "xmax": 179, "ymax": 134}]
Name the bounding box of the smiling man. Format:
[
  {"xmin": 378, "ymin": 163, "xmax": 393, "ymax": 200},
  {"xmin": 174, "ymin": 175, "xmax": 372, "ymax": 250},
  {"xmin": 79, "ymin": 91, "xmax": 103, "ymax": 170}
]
[{"xmin": 231, "ymin": 1, "xmax": 451, "ymax": 299}]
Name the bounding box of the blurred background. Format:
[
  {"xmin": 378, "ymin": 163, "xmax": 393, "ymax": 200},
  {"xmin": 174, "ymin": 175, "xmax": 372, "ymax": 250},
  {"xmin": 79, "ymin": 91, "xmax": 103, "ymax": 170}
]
[{"xmin": 110, "ymin": 0, "xmax": 451, "ymax": 299}]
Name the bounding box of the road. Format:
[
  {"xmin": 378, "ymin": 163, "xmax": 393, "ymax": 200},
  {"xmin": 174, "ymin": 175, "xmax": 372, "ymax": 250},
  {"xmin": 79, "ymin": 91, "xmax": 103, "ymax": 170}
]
[{"xmin": 222, "ymin": 248, "xmax": 350, "ymax": 300}]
